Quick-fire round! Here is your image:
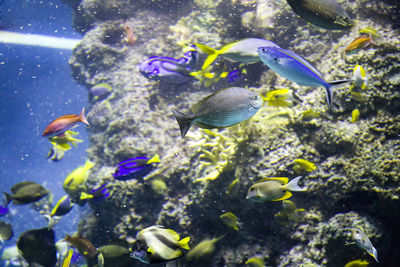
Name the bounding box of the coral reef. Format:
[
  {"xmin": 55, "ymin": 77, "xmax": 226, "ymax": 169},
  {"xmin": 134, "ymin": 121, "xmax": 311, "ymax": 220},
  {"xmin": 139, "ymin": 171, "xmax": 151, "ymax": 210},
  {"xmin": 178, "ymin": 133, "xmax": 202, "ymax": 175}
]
[{"xmin": 66, "ymin": 0, "xmax": 400, "ymax": 266}]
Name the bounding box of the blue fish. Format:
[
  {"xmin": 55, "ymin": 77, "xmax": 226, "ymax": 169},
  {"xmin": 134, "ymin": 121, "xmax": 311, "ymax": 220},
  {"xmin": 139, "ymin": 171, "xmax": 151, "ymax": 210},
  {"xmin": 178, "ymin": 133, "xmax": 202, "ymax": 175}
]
[
  {"xmin": 0, "ymin": 205, "xmax": 8, "ymax": 216},
  {"xmin": 257, "ymin": 46, "xmax": 351, "ymax": 107},
  {"xmin": 139, "ymin": 49, "xmax": 198, "ymax": 85},
  {"xmin": 113, "ymin": 154, "xmax": 161, "ymax": 181},
  {"xmin": 80, "ymin": 184, "xmax": 110, "ymax": 201}
]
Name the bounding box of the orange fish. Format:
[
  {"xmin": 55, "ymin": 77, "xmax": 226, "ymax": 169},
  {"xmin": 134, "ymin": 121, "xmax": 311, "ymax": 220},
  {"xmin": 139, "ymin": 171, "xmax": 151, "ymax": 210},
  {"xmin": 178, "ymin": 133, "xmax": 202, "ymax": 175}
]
[
  {"xmin": 124, "ymin": 23, "xmax": 136, "ymax": 46},
  {"xmin": 43, "ymin": 108, "xmax": 89, "ymax": 137},
  {"xmin": 345, "ymin": 34, "xmax": 374, "ymax": 54}
]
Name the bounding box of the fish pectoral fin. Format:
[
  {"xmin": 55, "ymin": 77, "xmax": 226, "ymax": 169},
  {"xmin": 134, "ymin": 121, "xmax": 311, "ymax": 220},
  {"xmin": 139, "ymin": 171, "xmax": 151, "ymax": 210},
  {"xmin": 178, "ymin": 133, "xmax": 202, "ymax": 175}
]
[{"xmin": 273, "ymin": 191, "xmax": 292, "ymax": 201}]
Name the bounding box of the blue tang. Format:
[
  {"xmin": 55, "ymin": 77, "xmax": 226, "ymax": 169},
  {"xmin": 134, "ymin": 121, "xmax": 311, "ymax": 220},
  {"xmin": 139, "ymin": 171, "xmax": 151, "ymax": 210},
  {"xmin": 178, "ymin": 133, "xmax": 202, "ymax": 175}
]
[
  {"xmin": 173, "ymin": 87, "xmax": 263, "ymax": 138},
  {"xmin": 113, "ymin": 154, "xmax": 161, "ymax": 181},
  {"xmin": 139, "ymin": 49, "xmax": 198, "ymax": 85},
  {"xmin": 257, "ymin": 46, "xmax": 351, "ymax": 107},
  {"xmin": 80, "ymin": 184, "xmax": 110, "ymax": 201},
  {"xmin": 0, "ymin": 205, "xmax": 8, "ymax": 217}
]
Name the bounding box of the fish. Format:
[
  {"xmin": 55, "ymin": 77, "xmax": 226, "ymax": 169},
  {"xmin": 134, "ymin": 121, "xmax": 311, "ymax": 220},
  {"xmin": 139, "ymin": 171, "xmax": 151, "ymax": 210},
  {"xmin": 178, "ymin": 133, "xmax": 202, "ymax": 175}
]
[
  {"xmin": 246, "ymin": 176, "xmax": 306, "ymax": 202},
  {"xmin": 50, "ymin": 195, "xmax": 74, "ymax": 217},
  {"xmin": 123, "ymin": 23, "xmax": 136, "ymax": 45},
  {"xmin": 220, "ymin": 212, "xmax": 240, "ymax": 231},
  {"xmin": 352, "ymin": 226, "xmax": 378, "ymax": 262},
  {"xmin": 130, "ymin": 225, "xmax": 190, "ymax": 264},
  {"xmin": 43, "ymin": 108, "xmax": 89, "ymax": 138},
  {"xmin": 63, "ymin": 160, "xmax": 95, "ymax": 193},
  {"xmin": 113, "ymin": 154, "xmax": 160, "ymax": 181},
  {"xmin": 286, "ymin": 0, "xmax": 352, "ymax": 30},
  {"xmin": 292, "ymin": 159, "xmax": 316, "ymax": 172},
  {"xmin": 359, "ymin": 27, "xmax": 379, "ymax": 37},
  {"xmin": 345, "ymin": 35, "xmax": 374, "ymax": 54},
  {"xmin": 0, "ymin": 205, "xmax": 8, "ymax": 216},
  {"xmin": 46, "ymin": 144, "xmax": 67, "ymax": 161},
  {"xmin": 186, "ymin": 235, "xmax": 225, "ymax": 262},
  {"xmin": 98, "ymin": 253, "xmax": 105, "ymax": 267},
  {"xmin": 263, "ymin": 88, "xmax": 293, "ymax": 107},
  {"xmin": 150, "ymin": 179, "xmax": 168, "ymax": 195},
  {"xmin": 62, "ymin": 249, "xmax": 73, "ymax": 267},
  {"xmin": 17, "ymin": 227, "xmax": 57, "ymax": 267},
  {"xmin": 301, "ymin": 109, "xmax": 320, "ymax": 121},
  {"xmin": 89, "ymin": 83, "xmax": 112, "ymax": 100},
  {"xmin": 64, "ymin": 233, "xmax": 97, "ymax": 258},
  {"xmin": 80, "ymin": 184, "xmax": 110, "ymax": 200},
  {"xmin": 245, "ymin": 256, "xmax": 265, "ymax": 267},
  {"xmin": 97, "ymin": 245, "xmax": 133, "ymax": 267},
  {"xmin": 351, "ymin": 109, "xmax": 360, "ymax": 123},
  {"xmin": 1, "ymin": 245, "xmax": 26, "ymax": 267},
  {"xmin": 226, "ymin": 178, "xmax": 239, "ymax": 196},
  {"xmin": 344, "ymin": 259, "xmax": 369, "ymax": 267},
  {"xmin": 3, "ymin": 181, "xmax": 50, "ymax": 205},
  {"xmin": 55, "ymin": 240, "xmax": 70, "ymax": 259},
  {"xmin": 49, "ymin": 130, "xmax": 83, "ymax": 150},
  {"xmin": 352, "ymin": 65, "xmax": 368, "ymax": 90},
  {"xmin": 139, "ymin": 49, "xmax": 198, "ymax": 85},
  {"xmin": 195, "ymin": 38, "xmax": 279, "ymax": 70},
  {"xmin": 258, "ymin": 46, "xmax": 352, "ymax": 107},
  {"xmin": 0, "ymin": 222, "xmax": 13, "ymax": 242},
  {"xmin": 274, "ymin": 200, "xmax": 305, "ymax": 226},
  {"xmin": 173, "ymin": 87, "xmax": 263, "ymax": 138}
]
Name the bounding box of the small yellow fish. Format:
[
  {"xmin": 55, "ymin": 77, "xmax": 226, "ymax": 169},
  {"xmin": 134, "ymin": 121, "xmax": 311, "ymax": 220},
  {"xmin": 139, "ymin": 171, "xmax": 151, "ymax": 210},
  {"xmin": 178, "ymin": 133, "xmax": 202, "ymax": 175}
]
[
  {"xmin": 344, "ymin": 259, "xmax": 369, "ymax": 267},
  {"xmin": 220, "ymin": 212, "xmax": 240, "ymax": 231},
  {"xmin": 359, "ymin": 27, "xmax": 379, "ymax": 37},
  {"xmin": 186, "ymin": 235, "xmax": 225, "ymax": 262},
  {"xmin": 246, "ymin": 176, "xmax": 305, "ymax": 202},
  {"xmin": 226, "ymin": 178, "xmax": 239, "ymax": 196},
  {"xmin": 150, "ymin": 179, "xmax": 168, "ymax": 195},
  {"xmin": 63, "ymin": 160, "xmax": 95, "ymax": 193},
  {"xmin": 262, "ymin": 89, "xmax": 292, "ymax": 107},
  {"xmin": 345, "ymin": 35, "xmax": 374, "ymax": 54},
  {"xmin": 301, "ymin": 109, "xmax": 320, "ymax": 122},
  {"xmin": 352, "ymin": 65, "xmax": 368, "ymax": 90},
  {"xmin": 293, "ymin": 159, "xmax": 316, "ymax": 173},
  {"xmin": 351, "ymin": 109, "xmax": 360, "ymax": 123},
  {"xmin": 245, "ymin": 256, "xmax": 265, "ymax": 267},
  {"xmin": 274, "ymin": 200, "xmax": 304, "ymax": 226}
]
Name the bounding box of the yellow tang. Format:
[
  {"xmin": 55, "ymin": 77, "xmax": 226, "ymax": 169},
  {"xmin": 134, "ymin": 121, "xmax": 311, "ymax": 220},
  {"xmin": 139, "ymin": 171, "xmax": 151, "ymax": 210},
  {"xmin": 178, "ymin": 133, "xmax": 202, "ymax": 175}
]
[
  {"xmin": 245, "ymin": 256, "xmax": 265, "ymax": 267},
  {"xmin": 351, "ymin": 109, "xmax": 360, "ymax": 123},
  {"xmin": 220, "ymin": 212, "xmax": 240, "ymax": 231},
  {"xmin": 63, "ymin": 160, "xmax": 95, "ymax": 193},
  {"xmin": 293, "ymin": 159, "xmax": 316, "ymax": 172}
]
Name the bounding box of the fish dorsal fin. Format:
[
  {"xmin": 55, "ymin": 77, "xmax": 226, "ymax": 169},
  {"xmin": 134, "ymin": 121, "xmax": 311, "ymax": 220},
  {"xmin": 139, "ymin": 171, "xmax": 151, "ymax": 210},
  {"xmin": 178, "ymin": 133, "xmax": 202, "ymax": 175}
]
[
  {"xmin": 165, "ymin": 229, "xmax": 180, "ymax": 242},
  {"xmin": 10, "ymin": 181, "xmax": 36, "ymax": 193},
  {"xmin": 191, "ymin": 88, "xmax": 229, "ymax": 114},
  {"xmin": 257, "ymin": 177, "xmax": 289, "ymax": 184},
  {"xmin": 57, "ymin": 114, "xmax": 79, "ymax": 119},
  {"xmin": 273, "ymin": 191, "xmax": 292, "ymax": 201}
]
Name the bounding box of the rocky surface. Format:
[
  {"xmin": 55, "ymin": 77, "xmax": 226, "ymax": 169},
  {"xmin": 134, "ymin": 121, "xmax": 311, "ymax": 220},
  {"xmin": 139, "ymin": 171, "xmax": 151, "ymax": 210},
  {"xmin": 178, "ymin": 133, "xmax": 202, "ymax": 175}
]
[{"xmin": 66, "ymin": 0, "xmax": 400, "ymax": 266}]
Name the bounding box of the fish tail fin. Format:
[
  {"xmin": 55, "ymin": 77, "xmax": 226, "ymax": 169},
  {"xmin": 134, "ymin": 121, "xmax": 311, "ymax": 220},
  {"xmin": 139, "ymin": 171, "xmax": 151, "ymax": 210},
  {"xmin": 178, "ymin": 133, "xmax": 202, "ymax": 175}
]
[
  {"xmin": 285, "ymin": 176, "xmax": 306, "ymax": 192},
  {"xmin": 325, "ymin": 79, "xmax": 352, "ymax": 107},
  {"xmin": 79, "ymin": 107, "xmax": 90, "ymax": 127},
  {"xmin": 147, "ymin": 154, "xmax": 161, "ymax": 164},
  {"xmin": 3, "ymin": 192, "xmax": 13, "ymax": 205},
  {"xmin": 178, "ymin": 237, "xmax": 190, "ymax": 250},
  {"xmin": 80, "ymin": 192, "xmax": 93, "ymax": 200},
  {"xmin": 195, "ymin": 43, "xmax": 220, "ymax": 70},
  {"xmin": 172, "ymin": 109, "xmax": 195, "ymax": 139}
]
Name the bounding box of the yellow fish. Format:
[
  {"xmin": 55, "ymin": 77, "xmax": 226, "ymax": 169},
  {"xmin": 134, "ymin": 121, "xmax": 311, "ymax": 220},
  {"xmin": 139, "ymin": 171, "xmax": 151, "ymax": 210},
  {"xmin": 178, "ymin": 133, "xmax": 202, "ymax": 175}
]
[
  {"xmin": 359, "ymin": 27, "xmax": 379, "ymax": 37},
  {"xmin": 351, "ymin": 109, "xmax": 360, "ymax": 123},
  {"xmin": 63, "ymin": 160, "xmax": 95, "ymax": 193},
  {"xmin": 49, "ymin": 130, "xmax": 83, "ymax": 150},
  {"xmin": 293, "ymin": 159, "xmax": 316, "ymax": 173},
  {"xmin": 352, "ymin": 65, "xmax": 368, "ymax": 90},
  {"xmin": 262, "ymin": 89, "xmax": 292, "ymax": 107},
  {"xmin": 301, "ymin": 109, "xmax": 320, "ymax": 122},
  {"xmin": 344, "ymin": 259, "xmax": 369, "ymax": 267},
  {"xmin": 220, "ymin": 212, "xmax": 240, "ymax": 231},
  {"xmin": 245, "ymin": 256, "xmax": 265, "ymax": 267}
]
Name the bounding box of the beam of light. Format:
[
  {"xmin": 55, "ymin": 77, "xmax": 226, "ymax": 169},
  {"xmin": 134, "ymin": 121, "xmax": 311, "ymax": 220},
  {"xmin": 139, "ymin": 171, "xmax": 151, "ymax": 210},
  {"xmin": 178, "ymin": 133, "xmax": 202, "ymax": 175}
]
[{"xmin": 0, "ymin": 30, "xmax": 81, "ymax": 50}]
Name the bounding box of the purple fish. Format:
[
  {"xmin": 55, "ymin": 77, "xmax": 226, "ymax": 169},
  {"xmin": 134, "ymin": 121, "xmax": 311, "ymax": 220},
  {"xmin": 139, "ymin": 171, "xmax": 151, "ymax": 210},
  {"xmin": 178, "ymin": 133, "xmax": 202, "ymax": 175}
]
[
  {"xmin": 0, "ymin": 205, "xmax": 8, "ymax": 216},
  {"xmin": 139, "ymin": 50, "xmax": 198, "ymax": 85},
  {"xmin": 113, "ymin": 154, "xmax": 161, "ymax": 181}
]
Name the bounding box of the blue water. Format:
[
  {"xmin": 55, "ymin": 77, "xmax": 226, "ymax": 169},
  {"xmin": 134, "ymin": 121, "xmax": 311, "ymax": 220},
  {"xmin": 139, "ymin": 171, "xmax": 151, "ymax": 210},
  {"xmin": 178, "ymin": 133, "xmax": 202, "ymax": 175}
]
[{"xmin": 0, "ymin": 0, "xmax": 89, "ymax": 261}]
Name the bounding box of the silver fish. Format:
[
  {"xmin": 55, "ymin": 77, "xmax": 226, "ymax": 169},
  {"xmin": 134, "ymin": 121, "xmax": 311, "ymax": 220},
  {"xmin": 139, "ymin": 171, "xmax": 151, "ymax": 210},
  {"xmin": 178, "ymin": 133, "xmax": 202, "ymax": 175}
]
[
  {"xmin": 172, "ymin": 87, "xmax": 263, "ymax": 138},
  {"xmin": 287, "ymin": 0, "xmax": 352, "ymax": 30}
]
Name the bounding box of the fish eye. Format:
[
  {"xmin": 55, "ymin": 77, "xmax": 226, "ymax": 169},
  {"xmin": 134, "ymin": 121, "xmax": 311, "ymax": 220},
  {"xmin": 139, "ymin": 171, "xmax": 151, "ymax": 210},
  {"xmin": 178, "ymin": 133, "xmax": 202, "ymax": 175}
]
[{"xmin": 274, "ymin": 57, "xmax": 278, "ymax": 62}]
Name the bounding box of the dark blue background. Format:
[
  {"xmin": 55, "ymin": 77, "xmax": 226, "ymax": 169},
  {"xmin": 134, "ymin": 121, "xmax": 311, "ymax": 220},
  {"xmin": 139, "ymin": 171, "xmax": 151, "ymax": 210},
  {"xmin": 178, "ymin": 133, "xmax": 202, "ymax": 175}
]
[{"xmin": 0, "ymin": 0, "xmax": 90, "ymax": 260}]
